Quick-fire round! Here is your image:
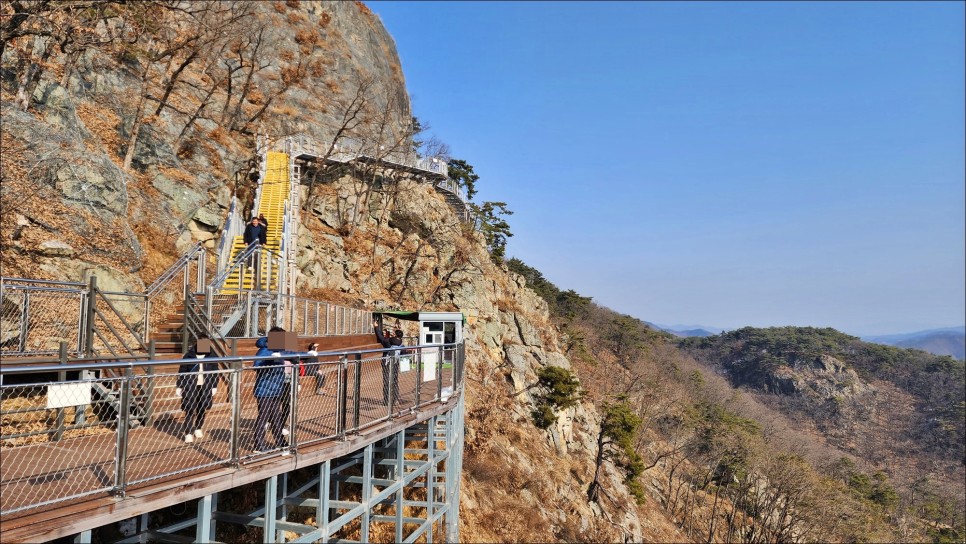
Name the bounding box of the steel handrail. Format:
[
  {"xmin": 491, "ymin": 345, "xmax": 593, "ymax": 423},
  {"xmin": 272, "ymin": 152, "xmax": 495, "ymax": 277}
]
[
  {"xmin": 216, "ymin": 196, "xmax": 243, "ymax": 275},
  {"xmin": 207, "ymin": 243, "xmax": 277, "ymax": 291},
  {"xmin": 0, "ymin": 342, "xmax": 461, "ymax": 375},
  {"xmin": 145, "ymin": 242, "xmax": 206, "ymax": 297},
  {"xmin": 288, "ymin": 133, "xmax": 448, "ymax": 179},
  {"xmin": 0, "ymin": 283, "xmax": 85, "ymax": 294}
]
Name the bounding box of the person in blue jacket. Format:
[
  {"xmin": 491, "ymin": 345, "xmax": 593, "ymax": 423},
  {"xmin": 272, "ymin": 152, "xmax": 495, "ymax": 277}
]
[{"xmin": 252, "ymin": 327, "xmax": 295, "ymax": 453}]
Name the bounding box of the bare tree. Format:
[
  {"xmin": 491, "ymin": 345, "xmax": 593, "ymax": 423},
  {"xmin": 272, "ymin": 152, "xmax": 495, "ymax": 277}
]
[
  {"xmin": 300, "ymin": 74, "xmax": 375, "ymax": 215},
  {"xmin": 2, "ymin": 1, "xmax": 134, "ymax": 110}
]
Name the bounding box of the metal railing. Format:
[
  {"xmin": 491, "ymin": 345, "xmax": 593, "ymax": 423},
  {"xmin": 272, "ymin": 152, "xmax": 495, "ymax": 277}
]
[
  {"xmin": 1, "ymin": 278, "xmax": 87, "ymax": 355},
  {"xmin": 435, "ymin": 177, "xmax": 469, "ymax": 205},
  {"xmin": 215, "ymin": 198, "xmax": 244, "ymax": 275},
  {"xmin": 205, "ymin": 245, "xmax": 285, "ymax": 337},
  {"xmin": 286, "ymin": 134, "xmax": 451, "ymax": 181},
  {"xmin": 2, "ymin": 240, "xmax": 213, "ymax": 358},
  {"xmin": 0, "ymin": 341, "xmax": 465, "ymax": 516},
  {"xmin": 277, "ymin": 295, "xmax": 373, "ymax": 336},
  {"xmin": 145, "ymin": 242, "xmax": 210, "ymax": 340},
  {"xmin": 1, "ymin": 277, "xmax": 148, "ymax": 359},
  {"xmin": 183, "ymin": 294, "xmax": 230, "ymax": 358},
  {"xmin": 285, "ymin": 133, "xmax": 474, "ymax": 223}
]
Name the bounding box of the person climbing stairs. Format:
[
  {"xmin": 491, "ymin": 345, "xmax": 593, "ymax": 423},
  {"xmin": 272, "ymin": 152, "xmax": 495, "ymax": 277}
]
[{"xmin": 223, "ymin": 151, "xmax": 289, "ymax": 292}]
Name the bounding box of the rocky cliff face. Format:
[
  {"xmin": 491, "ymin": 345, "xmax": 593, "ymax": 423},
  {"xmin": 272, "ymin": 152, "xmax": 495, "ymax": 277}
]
[
  {"xmin": 1, "ymin": 0, "xmax": 408, "ymax": 287},
  {"xmin": 1, "ymin": 1, "xmax": 659, "ymax": 541},
  {"xmin": 297, "ymin": 170, "xmax": 651, "ymax": 541}
]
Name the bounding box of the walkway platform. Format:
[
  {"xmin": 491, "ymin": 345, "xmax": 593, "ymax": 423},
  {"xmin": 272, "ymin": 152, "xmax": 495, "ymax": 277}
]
[{"xmin": 0, "ymin": 351, "xmax": 460, "ymax": 543}]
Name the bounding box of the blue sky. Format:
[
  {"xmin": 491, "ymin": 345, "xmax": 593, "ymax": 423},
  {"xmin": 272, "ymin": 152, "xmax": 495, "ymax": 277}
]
[{"xmin": 370, "ymin": 1, "xmax": 965, "ymax": 336}]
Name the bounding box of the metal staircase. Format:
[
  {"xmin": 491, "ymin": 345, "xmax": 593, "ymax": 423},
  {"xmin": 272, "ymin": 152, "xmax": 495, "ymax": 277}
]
[{"xmin": 222, "ymin": 151, "xmax": 289, "ymax": 293}]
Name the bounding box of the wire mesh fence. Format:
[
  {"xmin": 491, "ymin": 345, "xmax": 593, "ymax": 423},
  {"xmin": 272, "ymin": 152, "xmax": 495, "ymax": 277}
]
[
  {"xmin": 293, "ymin": 361, "xmax": 342, "ymax": 446},
  {"xmin": 2, "ymin": 271, "xmax": 377, "ymax": 360},
  {"xmin": 0, "ymin": 342, "xmax": 464, "ymax": 516},
  {"xmin": 0, "ymin": 281, "xmax": 86, "ymax": 356},
  {"xmin": 124, "ymin": 369, "xmax": 234, "ymax": 487},
  {"xmin": 0, "ymin": 376, "xmax": 121, "ymax": 514}
]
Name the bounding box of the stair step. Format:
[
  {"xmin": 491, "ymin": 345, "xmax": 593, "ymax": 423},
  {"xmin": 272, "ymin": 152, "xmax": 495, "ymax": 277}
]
[{"xmin": 150, "ymin": 332, "xmax": 183, "ymax": 342}]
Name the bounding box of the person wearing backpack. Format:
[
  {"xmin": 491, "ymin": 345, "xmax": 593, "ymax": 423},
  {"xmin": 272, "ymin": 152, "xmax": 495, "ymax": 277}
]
[{"xmin": 374, "ymin": 320, "xmax": 403, "ymax": 406}]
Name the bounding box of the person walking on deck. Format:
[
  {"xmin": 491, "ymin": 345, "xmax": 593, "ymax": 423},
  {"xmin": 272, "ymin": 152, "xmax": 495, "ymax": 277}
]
[
  {"xmin": 252, "ymin": 327, "xmax": 292, "ymax": 453},
  {"xmin": 176, "ymin": 336, "xmax": 218, "ymax": 443},
  {"xmin": 374, "ymin": 321, "xmax": 403, "ymax": 406}
]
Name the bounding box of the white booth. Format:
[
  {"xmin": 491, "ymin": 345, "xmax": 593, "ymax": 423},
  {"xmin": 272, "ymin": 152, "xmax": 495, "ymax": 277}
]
[{"xmin": 375, "ymin": 311, "xmax": 464, "ymax": 385}]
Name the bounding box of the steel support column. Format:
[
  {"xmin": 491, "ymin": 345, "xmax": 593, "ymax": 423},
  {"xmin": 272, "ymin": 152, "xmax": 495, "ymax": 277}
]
[
  {"xmin": 264, "ymin": 475, "xmax": 278, "ymax": 544},
  {"xmin": 197, "ymin": 493, "xmax": 214, "ymax": 542}
]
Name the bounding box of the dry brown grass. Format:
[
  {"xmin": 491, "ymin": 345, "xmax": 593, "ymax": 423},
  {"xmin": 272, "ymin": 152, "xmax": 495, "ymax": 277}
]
[
  {"xmin": 75, "ymin": 102, "xmax": 124, "ymax": 165},
  {"xmin": 0, "ymin": 131, "xmax": 141, "ymax": 278},
  {"xmin": 1, "ymin": 396, "xmax": 110, "ymax": 448}
]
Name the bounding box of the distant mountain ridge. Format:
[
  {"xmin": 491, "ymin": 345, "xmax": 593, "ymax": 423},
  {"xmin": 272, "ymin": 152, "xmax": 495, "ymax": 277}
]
[
  {"xmin": 863, "ymin": 327, "xmax": 965, "ymax": 360},
  {"xmin": 678, "ymin": 325, "xmax": 965, "ymax": 462},
  {"xmin": 647, "ymin": 322, "xmax": 723, "ymax": 338}
]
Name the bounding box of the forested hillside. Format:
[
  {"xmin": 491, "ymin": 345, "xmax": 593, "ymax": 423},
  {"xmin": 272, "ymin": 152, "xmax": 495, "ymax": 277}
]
[
  {"xmin": 509, "ymin": 258, "xmax": 966, "ymax": 543},
  {"xmin": 679, "ymin": 327, "xmax": 964, "ymax": 460}
]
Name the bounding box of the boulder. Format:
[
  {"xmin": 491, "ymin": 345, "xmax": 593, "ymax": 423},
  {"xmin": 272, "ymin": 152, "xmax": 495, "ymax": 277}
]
[{"xmin": 37, "ymin": 240, "xmax": 75, "ymax": 257}]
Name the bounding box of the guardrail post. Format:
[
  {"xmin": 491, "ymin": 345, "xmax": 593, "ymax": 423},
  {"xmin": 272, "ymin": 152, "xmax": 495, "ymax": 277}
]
[
  {"xmin": 437, "ymin": 350, "xmax": 444, "ymax": 401},
  {"xmin": 114, "ymin": 367, "xmax": 133, "ymax": 497},
  {"xmin": 84, "ymin": 276, "xmax": 97, "ymax": 358},
  {"xmin": 414, "ymin": 348, "xmax": 423, "ymax": 408},
  {"xmin": 289, "ymin": 364, "xmax": 298, "ymax": 453},
  {"xmin": 52, "ymin": 341, "xmax": 68, "ymax": 441},
  {"xmin": 337, "ymin": 356, "xmax": 348, "ymax": 439},
  {"xmin": 183, "ymin": 260, "xmax": 192, "ymax": 302},
  {"xmin": 144, "ymin": 340, "xmax": 156, "ymax": 426},
  {"xmin": 230, "ymin": 358, "xmax": 242, "ymax": 466},
  {"xmin": 143, "ymin": 296, "xmax": 152, "ymax": 341},
  {"xmin": 388, "ymin": 353, "xmax": 396, "ymax": 418},
  {"xmin": 245, "ymin": 290, "xmax": 253, "ymax": 337},
  {"xmin": 181, "ymin": 291, "xmax": 191, "ymax": 354},
  {"xmin": 352, "ymin": 353, "xmax": 362, "ymax": 431},
  {"xmin": 254, "ymin": 251, "xmax": 262, "ymax": 292},
  {"xmin": 18, "ymin": 291, "xmax": 28, "ymax": 352},
  {"xmin": 196, "ymin": 249, "xmax": 206, "ymax": 292},
  {"xmin": 457, "ymin": 342, "xmax": 465, "ymax": 390}
]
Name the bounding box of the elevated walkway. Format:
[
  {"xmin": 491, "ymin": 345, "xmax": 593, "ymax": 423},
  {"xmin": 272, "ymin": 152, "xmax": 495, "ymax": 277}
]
[
  {"xmin": 1, "ymin": 137, "xmax": 469, "ymax": 542},
  {"xmin": 285, "ymin": 135, "xmax": 472, "ymax": 221},
  {"xmin": 0, "ymin": 344, "xmax": 465, "ymax": 542}
]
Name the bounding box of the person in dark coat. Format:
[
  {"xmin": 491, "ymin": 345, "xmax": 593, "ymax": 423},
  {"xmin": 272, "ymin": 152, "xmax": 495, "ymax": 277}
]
[
  {"xmin": 176, "ymin": 337, "xmax": 219, "ymax": 443},
  {"xmin": 374, "ymin": 321, "xmax": 403, "ymax": 405},
  {"xmin": 242, "ymin": 216, "xmax": 268, "ymax": 289},
  {"xmin": 243, "ymin": 216, "xmax": 267, "ymax": 247}
]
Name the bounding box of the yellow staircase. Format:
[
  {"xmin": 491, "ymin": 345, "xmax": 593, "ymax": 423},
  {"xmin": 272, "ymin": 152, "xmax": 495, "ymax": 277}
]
[{"xmin": 223, "ymin": 151, "xmax": 289, "ymax": 292}]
